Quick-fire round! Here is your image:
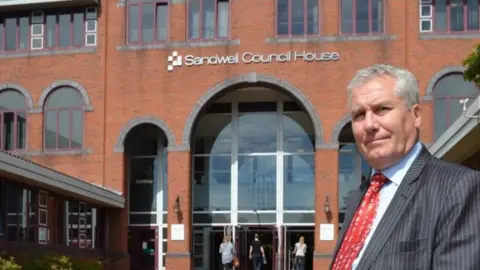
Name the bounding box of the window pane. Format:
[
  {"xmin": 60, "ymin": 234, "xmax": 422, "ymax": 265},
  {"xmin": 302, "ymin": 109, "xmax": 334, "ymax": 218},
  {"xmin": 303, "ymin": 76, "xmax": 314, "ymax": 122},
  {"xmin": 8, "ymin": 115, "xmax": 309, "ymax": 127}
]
[
  {"xmin": 341, "ymin": 0, "xmax": 353, "ymax": 33},
  {"xmin": 371, "ymin": 0, "xmax": 383, "ymax": 32},
  {"xmin": 16, "ymin": 112, "xmax": 26, "ymax": 150},
  {"xmin": 217, "ymin": 1, "xmax": 229, "ymax": 38},
  {"xmin": 5, "ymin": 18, "xmax": 16, "ymax": 51},
  {"xmin": 46, "ymin": 15, "xmax": 56, "ymax": 48},
  {"xmin": 434, "ymin": 74, "xmax": 478, "ymax": 98},
  {"xmin": 59, "ymin": 14, "xmax": 72, "ymax": 47},
  {"xmin": 238, "ymin": 114, "xmax": 277, "ymax": 153},
  {"xmin": 0, "ymin": 21, "xmax": 3, "ymax": 51},
  {"xmin": 129, "ymin": 157, "xmax": 157, "ymax": 212},
  {"xmin": 156, "ymin": 4, "xmax": 168, "ymax": 41},
  {"xmin": 291, "ymin": 0, "xmax": 305, "ymax": 35},
  {"xmin": 19, "ymin": 17, "xmax": 28, "ymax": 50},
  {"xmin": 434, "ymin": 98, "xmax": 447, "ymax": 139},
  {"xmin": 468, "ymin": 0, "xmax": 479, "ymax": 30},
  {"xmin": 189, "ymin": 0, "xmax": 200, "ymax": 39},
  {"xmin": 356, "ymin": 0, "xmax": 369, "ymax": 33},
  {"xmin": 128, "ymin": 5, "xmax": 139, "ymax": 42},
  {"xmin": 45, "ymin": 110, "xmax": 57, "ymax": 149},
  {"xmin": 307, "ymin": 0, "xmax": 318, "ymax": 34},
  {"xmin": 0, "ymin": 90, "xmax": 26, "ymax": 110},
  {"xmin": 203, "ymin": 0, "xmax": 215, "ymax": 38},
  {"xmin": 58, "ymin": 110, "xmax": 70, "ymax": 149},
  {"xmin": 73, "ymin": 12, "xmax": 84, "ymax": 46},
  {"xmin": 193, "ymin": 156, "xmax": 231, "ymax": 211},
  {"xmin": 193, "ymin": 114, "xmax": 232, "ymax": 154},
  {"xmin": 277, "ymin": 0, "xmax": 289, "ymax": 35},
  {"xmin": 142, "ymin": 4, "xmax": 155, "ymax": 42},
  {"xmin": 238, "ymin": 155, "xmax": 276, "ymax": 210},
  {"xmin": 435, "ymin": 0, "xmax": 447, "ymax": 32},
  {"xmin": 71, "ymin": 109, "xmax": 83, "ymax": 149},
  {"xmin": 283, "ymin": 155, "xmax": 315, "ymax": 210},
  {"xmin": 2, "ymin": 112, "xmax": 14, "ymax": 150},
  {"xmin": 283, "ymin": 113, "xmax": 314, "ymax": 153},
  {"xmin": 45, "ymin": 87, "xmax": 84, "ymax": 108},
  {"xmin": 450, "ymin": 0, "xmax": 464, "ymax": 31}
]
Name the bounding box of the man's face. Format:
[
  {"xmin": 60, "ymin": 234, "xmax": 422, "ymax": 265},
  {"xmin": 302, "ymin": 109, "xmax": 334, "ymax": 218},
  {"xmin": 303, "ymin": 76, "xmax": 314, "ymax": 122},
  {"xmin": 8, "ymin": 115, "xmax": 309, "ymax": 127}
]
[{"xmin": 350, "ymin": 75, "xmax": 421, "ymax": 170}]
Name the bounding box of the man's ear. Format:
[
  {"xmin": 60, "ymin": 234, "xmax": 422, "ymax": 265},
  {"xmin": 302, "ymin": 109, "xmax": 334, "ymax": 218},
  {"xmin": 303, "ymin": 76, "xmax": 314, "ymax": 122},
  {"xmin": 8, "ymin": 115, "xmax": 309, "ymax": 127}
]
[{"xmin": 411, "ymin": 104, "xmax": 422, "ymax": 129}]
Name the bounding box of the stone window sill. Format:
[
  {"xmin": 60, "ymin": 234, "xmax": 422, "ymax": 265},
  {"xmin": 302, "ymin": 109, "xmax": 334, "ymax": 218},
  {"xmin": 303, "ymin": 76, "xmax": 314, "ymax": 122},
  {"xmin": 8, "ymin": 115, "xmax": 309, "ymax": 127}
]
[
  {"xmin": 117, "ymin": 40, "xmax": 240, "ymax": 51},
  {"xmin": 266, "ymin": 35, "xmax": 396, "ymax": 44},
  {"xmin": 0, "ymin": 47, "xmax": 96, "ymax": 59},
  {"xmin": 419, "ymin": 33, "xmax": 480, "ymax": 40}
]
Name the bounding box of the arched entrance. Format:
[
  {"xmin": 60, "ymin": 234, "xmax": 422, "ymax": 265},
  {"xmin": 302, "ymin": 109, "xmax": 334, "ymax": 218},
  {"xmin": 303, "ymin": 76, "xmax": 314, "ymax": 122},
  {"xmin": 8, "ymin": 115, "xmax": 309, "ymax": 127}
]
[
  {"xmin": 189, "ymin": 84, "xmax": 317, "ymax": 270},
  {"xmin": 123, "ymin": 123, "xmax": 169, "ymax": 270}
]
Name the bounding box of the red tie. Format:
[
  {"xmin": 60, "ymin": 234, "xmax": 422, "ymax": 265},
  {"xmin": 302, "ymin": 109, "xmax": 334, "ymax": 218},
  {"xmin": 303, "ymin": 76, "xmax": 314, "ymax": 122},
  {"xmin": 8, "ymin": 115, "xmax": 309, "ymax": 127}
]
[{"xmin": 331, "ymin": 173, "xmax": 388, "ymax": 269}]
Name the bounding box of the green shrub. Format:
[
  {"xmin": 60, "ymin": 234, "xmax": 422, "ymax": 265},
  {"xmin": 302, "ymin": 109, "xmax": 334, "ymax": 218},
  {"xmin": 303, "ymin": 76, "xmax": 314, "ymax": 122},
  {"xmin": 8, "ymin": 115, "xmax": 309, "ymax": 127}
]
[
  {"xmin": 0, "ymin": 256, "xmax": 22, "ymax": 270},
  {"xmin": 22, "ymin": 255, "xmax": 102, "ymax": 270}
]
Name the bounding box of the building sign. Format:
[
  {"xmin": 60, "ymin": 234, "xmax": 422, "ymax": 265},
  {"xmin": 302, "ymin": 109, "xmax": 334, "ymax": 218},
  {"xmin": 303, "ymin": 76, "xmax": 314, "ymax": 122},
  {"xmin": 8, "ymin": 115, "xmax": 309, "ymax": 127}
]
[{"xmin": 167, "ymin": 50, "xmax": 340, "ymax": 71}]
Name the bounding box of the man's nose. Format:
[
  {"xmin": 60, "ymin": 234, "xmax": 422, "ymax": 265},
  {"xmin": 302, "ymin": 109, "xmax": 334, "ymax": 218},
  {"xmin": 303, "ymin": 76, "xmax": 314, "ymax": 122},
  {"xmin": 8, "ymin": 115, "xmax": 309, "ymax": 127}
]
[{"xmin": 363, "ymin": 111, "xmax": 378, "ymax": 132}]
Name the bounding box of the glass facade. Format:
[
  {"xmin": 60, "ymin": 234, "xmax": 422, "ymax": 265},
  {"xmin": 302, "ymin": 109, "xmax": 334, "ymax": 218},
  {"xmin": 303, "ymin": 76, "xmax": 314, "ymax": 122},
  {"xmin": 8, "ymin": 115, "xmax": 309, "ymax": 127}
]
[{"xmin": 192, "ymin": 94, "xmax": 315, "ymax": 226}]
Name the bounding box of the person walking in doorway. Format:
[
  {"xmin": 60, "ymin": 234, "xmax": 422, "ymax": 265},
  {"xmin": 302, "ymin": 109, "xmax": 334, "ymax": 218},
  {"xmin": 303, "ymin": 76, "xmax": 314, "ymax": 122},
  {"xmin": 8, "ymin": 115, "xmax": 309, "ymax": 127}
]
[
  {"xmin": 292, "ymin": 236, "xmax": 307, "ymax": 270},
  {"xmin": 249, "ymin": 233, "xmax": 265, "ymax": 270},
  {"xmin": 219, "ymin": 236, "xmax": 235, "ymax": 270}
]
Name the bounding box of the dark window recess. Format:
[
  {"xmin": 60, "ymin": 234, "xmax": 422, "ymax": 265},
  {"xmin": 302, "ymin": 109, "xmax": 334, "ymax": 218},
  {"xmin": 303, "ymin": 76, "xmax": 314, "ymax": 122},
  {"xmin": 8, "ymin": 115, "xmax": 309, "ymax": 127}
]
[
  {"xmin": 0, "ymin": 7, "xmax": 97, "ymax": 52},
  {"xmin": 188, "ymin": 0, "xmax": 230, "ymax": 40},
  {"xmin": 0, "ymin": 90, "xmax": 27, "ymax": 151},
  {"xmin": 340, "ymin": 0, "xmax": 384, "ymax": 35},
  {"xmin": 127, "ymin": 1, "xmax": 168, "ymax": 44},
  {"xmin": 205, "ymin": 103, "xmax": 232, "ymax": 114},
  {"xmin": 283, "ymin": 101, "xmax": 303, "ymax": 112},
  {"xmin": 43, "ymin": 87, "xmax": 85, "ymax": 151},
  {"xmin": 277, "ymin": 0, "xmax": 319, "ymax": 36},
  {"xmin": 129, "ymin": 157, "xmax": 157, "ymax": 213},
  {"xmin": 238, "ymin": 102, "xmax": 277, "ymax": 113}
]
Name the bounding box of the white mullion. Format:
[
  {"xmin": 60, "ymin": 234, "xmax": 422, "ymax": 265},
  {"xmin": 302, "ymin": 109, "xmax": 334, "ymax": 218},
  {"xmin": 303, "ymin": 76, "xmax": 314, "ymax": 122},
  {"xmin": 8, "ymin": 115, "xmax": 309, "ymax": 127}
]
[
  {"xmin": 276, "ymin": 101, "xmax": 284, "ymax": 225},
  {"xmin": 157, "ymin": 139, "xmax": 166, "ymax": 270},
  {"xmin": 231, "ymin": 101, "xmax": 238, "ymax": 226},
  {"xmin": 65, "ymin": 201, "xmax": 69, "ymax": 246}
]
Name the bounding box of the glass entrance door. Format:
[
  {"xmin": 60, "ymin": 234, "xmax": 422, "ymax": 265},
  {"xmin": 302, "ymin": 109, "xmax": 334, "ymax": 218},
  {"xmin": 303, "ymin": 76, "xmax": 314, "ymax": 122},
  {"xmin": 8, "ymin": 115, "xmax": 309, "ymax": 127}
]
[
  {"xmin": 283, "ymin": 226, "xmax": 314, "ymax": 270},
  {"xmin": 128, "ymin": 227, "xmax": 157, "ymax": 270},
  {"xmin": 237, "ymin": 226, "xmax": 276, "ymax": 270}
]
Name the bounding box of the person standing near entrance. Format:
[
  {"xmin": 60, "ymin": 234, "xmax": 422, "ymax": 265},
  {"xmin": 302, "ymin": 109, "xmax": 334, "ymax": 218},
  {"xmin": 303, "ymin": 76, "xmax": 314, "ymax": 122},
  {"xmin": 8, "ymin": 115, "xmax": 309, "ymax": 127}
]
[
  {"xmin": 331, "ymin": 64, "xmax": 480, "ymax": 269},
  {"xmin": 249, "ymin": 233, "xmax": 265, "ymax": 270},
  {"xmin": 292, "ymin": 236, "xmax": 306, "ymax": 270},
  {"xmin": 219, "ymin": 236, "xmax": 235, "ymax": 270}
]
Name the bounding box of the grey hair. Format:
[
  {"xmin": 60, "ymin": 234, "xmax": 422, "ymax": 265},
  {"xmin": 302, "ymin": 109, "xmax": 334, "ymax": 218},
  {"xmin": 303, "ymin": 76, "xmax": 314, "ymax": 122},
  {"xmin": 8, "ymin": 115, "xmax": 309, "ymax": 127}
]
[{"xmin": 347, "ymin": 64, "xmax": 420, "ymax": 108}]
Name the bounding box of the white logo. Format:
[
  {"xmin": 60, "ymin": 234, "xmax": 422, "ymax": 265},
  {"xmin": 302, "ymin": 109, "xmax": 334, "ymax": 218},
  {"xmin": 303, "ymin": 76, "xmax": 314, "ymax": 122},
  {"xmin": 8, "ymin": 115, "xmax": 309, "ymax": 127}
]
[{"xmin": 167, "ymin": 51, "xmax": 182, "ymax": 71}]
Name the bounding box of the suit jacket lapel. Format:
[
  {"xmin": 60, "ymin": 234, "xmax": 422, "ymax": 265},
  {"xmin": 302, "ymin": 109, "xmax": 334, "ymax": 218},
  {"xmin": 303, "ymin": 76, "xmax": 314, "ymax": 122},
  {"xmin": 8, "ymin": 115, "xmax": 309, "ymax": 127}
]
[
  {"xmin": 332, "ymin": 176, "xmax": 370, "ymax": 260},
  {"xmin": 356, "ymin": 146, "xmax": 431, "ymax": 269}
]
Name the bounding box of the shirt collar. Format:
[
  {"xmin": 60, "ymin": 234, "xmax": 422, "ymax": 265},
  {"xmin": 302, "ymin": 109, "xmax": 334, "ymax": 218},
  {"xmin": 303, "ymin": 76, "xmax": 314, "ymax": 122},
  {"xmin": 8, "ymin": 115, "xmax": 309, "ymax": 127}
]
[{"xmin": 371, "ymin": 141, "xmax": 423, "ymax": 186}]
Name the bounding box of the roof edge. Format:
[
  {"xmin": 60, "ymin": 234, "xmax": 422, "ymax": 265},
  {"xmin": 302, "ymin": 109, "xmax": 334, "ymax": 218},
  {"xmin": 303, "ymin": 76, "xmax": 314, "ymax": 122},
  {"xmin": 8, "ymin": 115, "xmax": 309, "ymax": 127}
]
[
  {"xmin": 429, "ymin": 96, "xmax": 480, "ymax": 158},
  {"xmin": 0, "ymin": 151, "xmax": 124, "ymax": 208}
]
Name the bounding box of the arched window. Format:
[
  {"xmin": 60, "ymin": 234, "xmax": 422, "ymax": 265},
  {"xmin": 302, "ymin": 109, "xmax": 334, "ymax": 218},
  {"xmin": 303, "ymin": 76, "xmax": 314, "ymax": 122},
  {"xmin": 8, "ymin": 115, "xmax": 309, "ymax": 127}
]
[
  {"xmin": 43, "ymin": 87, "xmax": 85, "ymax": 150},
  {"xmin": 0, "ymin": 89, "xmax": 27, "ymax": 151},
  {"xmin": 433, "ymin": 73, "xmax": 478, "ymax": 140}
]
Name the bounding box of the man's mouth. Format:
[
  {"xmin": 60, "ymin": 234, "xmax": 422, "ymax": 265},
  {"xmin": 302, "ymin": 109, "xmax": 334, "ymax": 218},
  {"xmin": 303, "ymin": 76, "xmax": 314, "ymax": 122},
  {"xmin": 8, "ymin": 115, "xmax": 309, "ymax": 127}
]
[{"xmin": 365, "ymin": 138, "xmax": 388, "ymax": 145}]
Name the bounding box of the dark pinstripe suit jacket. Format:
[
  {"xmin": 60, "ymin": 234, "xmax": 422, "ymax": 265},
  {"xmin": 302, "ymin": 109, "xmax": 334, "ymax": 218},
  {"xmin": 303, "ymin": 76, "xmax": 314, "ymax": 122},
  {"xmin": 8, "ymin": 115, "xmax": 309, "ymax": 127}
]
[{"xmin": 331, "ymin": 145, "xmax": 480, "ymax": 270}]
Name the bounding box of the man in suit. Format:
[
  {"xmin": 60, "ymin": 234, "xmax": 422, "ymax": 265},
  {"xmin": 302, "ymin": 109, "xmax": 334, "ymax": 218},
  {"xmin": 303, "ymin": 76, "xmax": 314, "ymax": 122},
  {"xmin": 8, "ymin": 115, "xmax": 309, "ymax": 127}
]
[{"xmin": 331, "ymin": 64, "xmax": 480, "ymax": 269}]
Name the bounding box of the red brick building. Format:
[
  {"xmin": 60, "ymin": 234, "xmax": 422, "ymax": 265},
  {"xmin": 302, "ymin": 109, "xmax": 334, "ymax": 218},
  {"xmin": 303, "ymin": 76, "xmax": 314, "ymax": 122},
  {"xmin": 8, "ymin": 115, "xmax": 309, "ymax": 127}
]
[{"xmin": 0, "ymin": 0, "xmax": 479, "ymax": 269}]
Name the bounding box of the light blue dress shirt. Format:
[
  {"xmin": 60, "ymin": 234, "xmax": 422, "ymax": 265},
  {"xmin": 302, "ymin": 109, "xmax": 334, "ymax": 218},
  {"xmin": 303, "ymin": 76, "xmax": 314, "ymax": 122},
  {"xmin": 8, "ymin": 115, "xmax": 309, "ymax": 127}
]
[{"xmin": 351, "ymin": 142, "xmax": 423, "ymax": 269}]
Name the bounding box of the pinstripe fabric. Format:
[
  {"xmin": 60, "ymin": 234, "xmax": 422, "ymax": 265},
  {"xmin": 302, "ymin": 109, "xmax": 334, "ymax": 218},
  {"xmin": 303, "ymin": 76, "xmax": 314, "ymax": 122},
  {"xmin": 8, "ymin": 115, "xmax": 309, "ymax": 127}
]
[{"xmin": 331, "ymin": 145, "xmax": 480, "ymax": 270}]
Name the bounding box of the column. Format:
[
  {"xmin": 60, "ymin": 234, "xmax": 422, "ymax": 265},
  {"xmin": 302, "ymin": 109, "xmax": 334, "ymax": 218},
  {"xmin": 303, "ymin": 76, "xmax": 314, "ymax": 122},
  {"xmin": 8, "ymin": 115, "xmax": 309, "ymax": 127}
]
[
  {"xmin": 106, "ymin": 153, "xmax": 129, "ymax": 270},
  {"xmin": 313, "ymin": 147, "xmax": 339, "ymax": 270},
  {"xmin": 165, "ymin": 150, "xmax": 192, "ymax": 269}
]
